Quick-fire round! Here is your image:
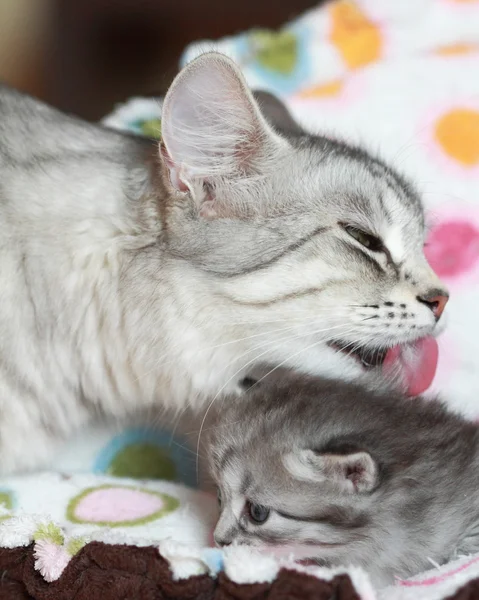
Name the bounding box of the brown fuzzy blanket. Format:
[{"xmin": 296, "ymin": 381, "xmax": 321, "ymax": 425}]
[{"xmin": 0, "ymin": 542, "xmax": 478, "ymax": 600}]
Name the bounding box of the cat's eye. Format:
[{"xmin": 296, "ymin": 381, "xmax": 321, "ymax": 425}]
[
  {"xmin": 217, "ymin": 488, "xmax": 222, "ymax": 509},
  {"xmin": 246, "ymin": 501, "xmax": 270, "ymax": 524},
  {"xmin": 342, "ymin": 224, "xmax": 383, "ymax": 252}
]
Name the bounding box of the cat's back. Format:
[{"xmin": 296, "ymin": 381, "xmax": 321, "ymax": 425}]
[
  {"xmin": 0, "ymin": 84, "xmax": 155, "ymax": 239},
  {"xmin": 0, "ymin": 83, "xmax": 147, "ymax": 166}
]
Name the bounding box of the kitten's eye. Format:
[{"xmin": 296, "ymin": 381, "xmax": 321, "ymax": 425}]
[
  {"xmin": 217, "ymin": 488, "xmax": 222, "ymax": 509},
  {"xmin": 246, "ymin": 501, "xmax": 270, "ymax": 524},
  {"xmin": 343, "ymin": 225, "xmax": 383, "ymax": 252}
]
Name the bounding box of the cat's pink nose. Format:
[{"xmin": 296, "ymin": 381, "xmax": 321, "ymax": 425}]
[{"xmin": 417, "ymin": 290, "xmax": 449, "ymax": 320}]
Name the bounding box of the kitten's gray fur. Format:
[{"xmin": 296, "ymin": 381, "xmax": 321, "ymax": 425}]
[
  {"xmin": 210, "ymin": 372, "xmax": 479, "ymax": 587},
  {"xmin": 0, "ymin": 52, "xmax": 446, "ymax": 472}
]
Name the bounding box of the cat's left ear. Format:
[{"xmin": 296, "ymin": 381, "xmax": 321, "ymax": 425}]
[
  {"xmin": 160, "ymin": 52, "xmax": 285, "ymax": 217},
  {"xmin": 284, "ymin": 449, "xmax": 378, "ymax": 493}
]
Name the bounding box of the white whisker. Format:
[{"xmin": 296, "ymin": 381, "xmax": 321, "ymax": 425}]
[{"xmin": 193, "ymin": 321, "xmax": 358, "ymax": 475}]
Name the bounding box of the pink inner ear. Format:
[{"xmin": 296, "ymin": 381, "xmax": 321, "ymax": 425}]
[
  {"xmin": 233, "ymin": 127, "xmax": 264, "ymax": 170},
  {"xmin": 346, "ymin": 464, "xmax": 365, "ymax": 492},
  {"xmin": 160, "ymin": 145, "xmax": 188, "ymax": 192}
]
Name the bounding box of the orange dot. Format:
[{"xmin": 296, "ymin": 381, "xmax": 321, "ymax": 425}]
[
  {"xmin": 329, "ymin": 0, "xmax": 382, "ymax": 69},
  {"xmin": 297, "ymin": 80, "xmax": 343, "ymax": 99},
  {"xmin": 435, "ymin": 108, "xmax": 479, "ymax": 166},
  {"xmin": 435, "ymin": 43, "xmax": 479, "ymax": 56}
]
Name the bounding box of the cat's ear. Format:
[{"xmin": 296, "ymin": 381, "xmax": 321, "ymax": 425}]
[
  {"xmin": 161, "ymin": 52, "xmax": 284, "ymax": 217},
  {"xmin": 253, "ymin": 90, "xmax": 304, "ymax": 137},
  {"xmin": 284, "ymin": 449, "xmax": 378, "ymax": 493}
]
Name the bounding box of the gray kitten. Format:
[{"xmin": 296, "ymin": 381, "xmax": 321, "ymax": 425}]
[
  {"xmin": 210, "ymin": 372, "xmax": 479, "ymax": 587},
  {"xmin": 0, "ymin": 51, "xmax": 446, "ymax": 472}
]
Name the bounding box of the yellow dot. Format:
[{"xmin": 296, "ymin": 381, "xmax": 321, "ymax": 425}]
[
  {"xmin": 435, "ymin": 108, "xmax": 479, "ymax": 166},
  {"xmin": 297, "ymin": 80, "xmax": 343, "ymax": 99},
  {"xmin": 329, "ymin": 0, "xmax": 382, "ymax": 69},
  {"xmin": 435, "ymin": 43, "xmax": 479, "ymax": 56}
]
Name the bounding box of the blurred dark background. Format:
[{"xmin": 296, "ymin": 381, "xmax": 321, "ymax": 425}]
[{"xmin": 0, "ymin": 0, "xmax": 317, "ymax": 122}]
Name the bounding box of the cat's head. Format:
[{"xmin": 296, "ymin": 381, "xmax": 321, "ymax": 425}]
[
  {"xmin": 208, "ymin": 374, "xmax": 445, "ymax": 585},
  {"xmin": 159, "ymin": 52, "xmax": 448, "ymax": 391}
]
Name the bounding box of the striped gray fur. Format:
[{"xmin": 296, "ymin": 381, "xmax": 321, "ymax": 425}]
[
  {"xmin": 0, "ymin": 52, "xmax": 446, "ymax": 472},
  {"xmin": 210, "ymin": 371, "xmax": 479, "ymax": 587}
]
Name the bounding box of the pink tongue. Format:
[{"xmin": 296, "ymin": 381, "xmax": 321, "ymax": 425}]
[{"xmin": 383, "ymin": 337, "xmax": 439, "ymax": 397}]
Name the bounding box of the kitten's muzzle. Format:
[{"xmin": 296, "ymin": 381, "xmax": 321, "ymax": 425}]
[
  {"xmin": 215, "ymin": 537, "xmax": 232, "ymax": 547},
  {"xmin": 214, "ymin": 532, "xmax": 233, "ymax": 547}
]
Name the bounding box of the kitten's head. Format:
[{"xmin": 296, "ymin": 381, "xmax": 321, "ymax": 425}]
[
  {"xmin": 159, "ymin": 52, "xmax": 448, "ymax": 390},
  {"xmin": 208, "ymin": 374, "xmax": 455, "ymax": 585}
]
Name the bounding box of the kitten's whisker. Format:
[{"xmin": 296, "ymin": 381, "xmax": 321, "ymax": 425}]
[
  {"xmin": 190, "ymin": 324, "xmax": 363, "ymax": 441},
  {"xmin": 193, "ymin": 321, "xmax": 356, "ymax": 474},
  {"xmin": 168, "ymin": 405, "xmax": 191, "ymax": 447},
  {"xmin": 171, "ymin": 440, "xmax": 205, "ymax": 460}
]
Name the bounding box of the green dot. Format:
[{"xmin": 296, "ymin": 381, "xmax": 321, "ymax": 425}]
[
  {"xmin": 108, "ymin": 443, "xmax": 177, "ymax": 481},
  {"xmin": 249, "ymin": 29, "xmax": 298, "ymax": 75},
  {"xmin": 139, "ymin": 118, "xmax": 162, "ymax": 139},
  {"xmin": 0, "ymin": 492, "xmax": 12, "ymax": 511},
  {"xmin": 0, "ymin": 491, "xmax": 13, "ymax": 522}
]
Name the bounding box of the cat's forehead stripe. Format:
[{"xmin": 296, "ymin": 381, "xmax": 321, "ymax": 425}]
[{"xmin": 373, "ymin": 189, "xmax": 393, "ymax": 226}]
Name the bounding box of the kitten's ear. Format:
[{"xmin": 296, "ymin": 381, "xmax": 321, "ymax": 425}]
[
  {"xmin": 161, "ymin": 52, "xmax": 283, "ymax": 216},
  {"xmin": 284, "ymin": 449, "xmax": 378, "ymax": 493}
]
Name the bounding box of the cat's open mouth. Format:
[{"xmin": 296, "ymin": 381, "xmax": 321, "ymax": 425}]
[
  {"xmin": 328, "ymin": 336, "xmax": 440, "ymax": 397},
  {"xmin": 328, "ymin": 340, "xmax": 388, "ymax": 369}
]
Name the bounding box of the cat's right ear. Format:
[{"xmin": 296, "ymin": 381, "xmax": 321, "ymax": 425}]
[{"xmin": 160, "ymin": 52, "xmax": 285, "ymax": 217}]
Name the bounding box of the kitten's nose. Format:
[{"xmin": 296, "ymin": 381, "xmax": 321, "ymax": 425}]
[
  {"xmin": 417, "ymin": 289, "xmax": 449, "ymax": 320},
  {"xmin": 214, "ymin": 533, "xmax": 232, "ymax": 547}
]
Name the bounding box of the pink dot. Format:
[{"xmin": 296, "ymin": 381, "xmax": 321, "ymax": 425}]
[
  {"xmin": 425, "ymin": 221, "xmax": 479, "ymax": 278},
  {"xmin": 74, "ymin": 487, "xmax": 164, "ymax": 523}
]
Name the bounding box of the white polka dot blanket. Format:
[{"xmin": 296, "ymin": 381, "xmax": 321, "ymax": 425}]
[{"xmin": 2, "ymin": 1, "xmax": 479, "ymax": 598}]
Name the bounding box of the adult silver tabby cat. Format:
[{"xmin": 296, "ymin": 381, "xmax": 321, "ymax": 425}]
[
  {"xmin": 210, "ymin": 372, "xmax": 479, "ymax": 587},
  {"xmin": 0, "ymin": 52, "xmax": 447, "ymax": 472}
]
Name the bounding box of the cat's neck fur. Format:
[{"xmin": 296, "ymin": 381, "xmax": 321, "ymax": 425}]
[
  {"xmin": 0, "ymin": 86, "xmax": 305, "ymax": 471},
  {"xmin": 0, "ymin": 99, "xmax": 245, "ymax": 472}
]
